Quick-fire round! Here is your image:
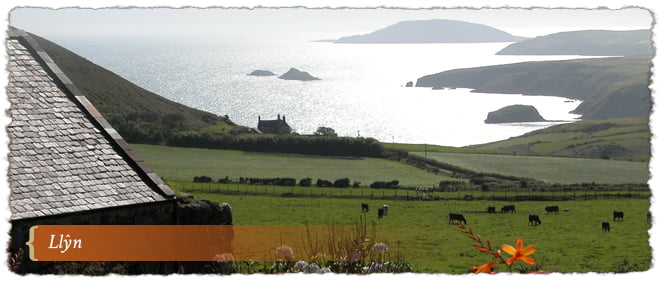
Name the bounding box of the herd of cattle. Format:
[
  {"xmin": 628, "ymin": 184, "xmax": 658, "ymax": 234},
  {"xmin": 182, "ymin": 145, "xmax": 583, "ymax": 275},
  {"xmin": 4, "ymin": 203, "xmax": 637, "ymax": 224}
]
[{"xmin": 360, "ymin": 203, "xmax": 652, "ymax": 231}]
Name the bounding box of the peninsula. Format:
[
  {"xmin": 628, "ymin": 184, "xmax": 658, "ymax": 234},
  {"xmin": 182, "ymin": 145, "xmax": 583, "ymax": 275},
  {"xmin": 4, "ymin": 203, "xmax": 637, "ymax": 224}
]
[{"xmin": 415, "ymin": 56, "xmax": 651, "ymax": 120}]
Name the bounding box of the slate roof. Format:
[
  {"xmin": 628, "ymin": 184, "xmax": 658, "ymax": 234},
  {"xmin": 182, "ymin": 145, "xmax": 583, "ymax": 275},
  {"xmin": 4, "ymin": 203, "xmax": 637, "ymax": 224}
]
[
  {"xmin": 6, "ymin": 28, "xmax": 175, "ymax": 221},
  {"xmin": 257, "ymin": 115, "xmax": 291, "ymax": 134}
]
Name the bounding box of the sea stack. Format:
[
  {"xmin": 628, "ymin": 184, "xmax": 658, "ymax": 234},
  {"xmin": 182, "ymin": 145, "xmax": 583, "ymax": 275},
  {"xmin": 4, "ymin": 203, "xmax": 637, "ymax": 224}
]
[
  {"xmin": 278, "ymin": 68, "xmax": 320, "ymax": 81},
  {"xmin": 248, "ymin": 70, "xmax": 276, "ymax": 76},
  {"xmin": 485, "ymin": 105, "xmax": 546, "ymax": 123}
]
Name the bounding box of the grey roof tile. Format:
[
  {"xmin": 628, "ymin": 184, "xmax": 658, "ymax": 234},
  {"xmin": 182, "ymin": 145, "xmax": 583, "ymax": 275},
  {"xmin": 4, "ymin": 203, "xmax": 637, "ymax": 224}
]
[{"xmin": 7, "ymin": 37, "xmax": 172, "ymax": 221}]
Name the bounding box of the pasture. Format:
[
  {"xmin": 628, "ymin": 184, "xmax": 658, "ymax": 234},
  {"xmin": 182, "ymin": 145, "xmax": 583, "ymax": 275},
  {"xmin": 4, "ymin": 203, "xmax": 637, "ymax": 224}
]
[
  {"xmin": 386, "ymin": 143, "xmax": 511, "ymax": 155},
  {"xmin": 133, "ymin": 144, "xmax": 456, "ymax": 186},
  {"xmin": 133, "ymin": 144, "xmax": 652, "ymax": 273},
  {"xmin": 175, "ymin": 185, "xmax": 651, "ymax": 273},
  {"xmin": 412, "ymin": 152, "xmax": 649, "ymax": 184}
]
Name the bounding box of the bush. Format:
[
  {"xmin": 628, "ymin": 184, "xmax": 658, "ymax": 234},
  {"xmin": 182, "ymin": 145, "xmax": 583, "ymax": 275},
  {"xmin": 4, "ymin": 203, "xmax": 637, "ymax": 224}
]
[
  {"xmin": 241, "ymin": 177, "xmax": 296, "ymax": 186},
  {"xmin": 370, "ymin": 180, "xmax": 399, "ymax": 189},
  {"xmin": 299, "ymin": 178, "xmax": 313, "ymax": 187},
  {"xmin": 193, "ymin": 176, "xmax": 212, "ymax": 183},
  {"xmin": 333, "ymin": 178, "xmax": 351, "ymax": 188},
  {"xmin": 166, "ymin": 133, "xmax": 384, "ymax": 157},
  {"xmin": 316, "ymin": 179, "xmax": 333, "ymax": 187}
]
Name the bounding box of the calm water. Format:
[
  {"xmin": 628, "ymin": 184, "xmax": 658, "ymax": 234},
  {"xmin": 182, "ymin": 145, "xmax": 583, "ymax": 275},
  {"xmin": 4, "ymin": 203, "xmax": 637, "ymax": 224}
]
[{"xmin": 56, "ymin": 37, "xmax": 594, "ymax": 147}]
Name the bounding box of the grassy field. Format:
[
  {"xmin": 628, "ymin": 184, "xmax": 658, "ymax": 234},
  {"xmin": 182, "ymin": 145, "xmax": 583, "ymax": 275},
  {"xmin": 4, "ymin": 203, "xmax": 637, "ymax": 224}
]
[
  {"xmin": 471, "ymin": 117, "xmax": 651, "ymax": 161},
  {"xmin": 385, "ymin": 143, "xmax": 511, "ymax": 155},
  {"xmin": 133, "ymin": 144, "xmax": 457, "ymax": 186},
  {"xmin": 412, "ymin": 152, "xmax": 649, "ymax": 184},
  {"xmin": 182, "ymin": 190, "xmax": 652, "ymax": 273},
  {"xmin": 132, "ymin": 143, "xmax": 651, "ymax": 273}
]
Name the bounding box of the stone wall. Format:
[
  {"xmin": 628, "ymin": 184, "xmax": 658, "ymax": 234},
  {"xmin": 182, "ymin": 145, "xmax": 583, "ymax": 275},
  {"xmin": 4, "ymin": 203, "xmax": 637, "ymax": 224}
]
[
  {"xmin": 9, "ymin": 199, "xmax": 235, "ymax": 274},
  {"xmin": 9, "ymin": 200, "xmax": 176, "ymax": 274}
]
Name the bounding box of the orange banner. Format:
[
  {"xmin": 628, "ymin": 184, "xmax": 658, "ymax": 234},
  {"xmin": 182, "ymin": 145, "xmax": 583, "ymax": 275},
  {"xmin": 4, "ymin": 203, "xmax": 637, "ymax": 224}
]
[{"xmin": 27, "ymin": 225, "xmax": 399, "ymax": 262}]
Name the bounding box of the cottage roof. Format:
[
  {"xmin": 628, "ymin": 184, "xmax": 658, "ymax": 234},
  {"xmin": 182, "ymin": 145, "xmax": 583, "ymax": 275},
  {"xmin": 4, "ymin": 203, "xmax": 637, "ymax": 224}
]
[
  {"xmin": 257, "ymin": 115, "xmax": 291, "ymax": 134},
  {"xmin": 6, "ymin": 28, "xmax": 175, "ymax": 221},
  {"xmin": 258, "ymin": 119, "xmax": 287, "ymax": 129}
]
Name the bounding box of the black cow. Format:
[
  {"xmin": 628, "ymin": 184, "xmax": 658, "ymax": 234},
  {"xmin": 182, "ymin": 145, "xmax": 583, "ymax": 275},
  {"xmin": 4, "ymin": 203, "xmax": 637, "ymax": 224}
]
[
  {"xmin": 545, "ymin": 205, "xmax": 559, "ymax": 214},
  {"xmin": 378, "ymin": 207, "xmax": 386, "ymax": 219},
  {"xmin": 528, "ymin": 214, "xmax": 541, "ymax": 226},
  {"xmin": 449, "ymin": 213, "xmax": 467, "ymax": 224},
  {"xmin": 602, "ymin": 221, "xmax": 611, "ymax": 232},
  {"xmin": 647, "ymin": 211, "xmax": 652, "ymax": 223},
  {"xmin": 501, "ymin": 205, "xmax": 516, "ymax": 213},
  {"xmin": 382, "ymin": 204, "xmax": 389, "ymax": 216},
  {"xmin": 613, "ymin": 211, "xmax": 624, "ymax": 222},
  {"xmin": 487, "ymin": 206, "xmax": 496, "ymax": 213},
  {"xmin": 361, "ymin": 203, "xmax": 369, "ymax": 212}
]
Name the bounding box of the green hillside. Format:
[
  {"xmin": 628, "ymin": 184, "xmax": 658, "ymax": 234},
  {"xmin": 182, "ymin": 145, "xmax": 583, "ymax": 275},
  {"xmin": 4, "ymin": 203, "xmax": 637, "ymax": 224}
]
[
  {"xmin": 496, "ymin": 29, "xmax": 652, "ymax": 56},
  {"xmin": 29, "ymin": 32, "xmax": 247, "ymax": 144},
  {"xmin": 415, "ymin": 56, "xmax": 652, "ymax": 120},
  {"xmin": 470, "ymin": 117, "xmax": 650, "ymax": 161},
  {"xmin": 413, "ymin": 151, "xmax": 648, "ymax": 184}
]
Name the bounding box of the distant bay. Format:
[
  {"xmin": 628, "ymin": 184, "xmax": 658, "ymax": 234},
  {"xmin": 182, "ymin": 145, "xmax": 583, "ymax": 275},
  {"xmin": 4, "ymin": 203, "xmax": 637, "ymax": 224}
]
[{"xmin": 53, "ymin": 36, "xmax": 599, "ymax": 147}]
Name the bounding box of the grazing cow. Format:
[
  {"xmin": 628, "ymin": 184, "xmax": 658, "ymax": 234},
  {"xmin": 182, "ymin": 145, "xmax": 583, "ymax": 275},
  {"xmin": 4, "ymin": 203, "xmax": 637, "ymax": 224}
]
[
  {"xmin": 382, "ymin": 204, "xmax": 389, "ymax": 216},
  {"xmin": 220, "ymin": 203, "xmax": 233, "ymax": 225},
  {"xmin": 528, "ymin": 214, "xmax": 541, "ymax": 226},
  {"xmin": 602, "ymin": 221, "xmax": 611, "ymax": 232},
  {"xmin": 613, "ymin": 211, "xmax": 624, "ymax": 222},
  {"xmin": 361, "ymin": 203, "xmax": 369, "ymax": 212},
  {"xmin": 449, "ymin": 213, "xmax": 467, "ymax": 224},
  {"xmin": 545, "ymin": 205, "xmax": 559, "ymax": 214},
  {"xmin": 501, "ymin": 205, "xmax": 516, "ymax": 213},
  {"xmin": 378, "ymin": 207, "xmax": 386, "ymax": 219},
  {"xmin": 487, "ymin": 206, "xmax": 496, "ymax": 213}
]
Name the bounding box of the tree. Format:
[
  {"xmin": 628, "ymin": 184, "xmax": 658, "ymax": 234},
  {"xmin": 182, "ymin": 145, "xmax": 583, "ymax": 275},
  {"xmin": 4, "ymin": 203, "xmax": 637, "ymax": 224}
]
[{"xmin": 314, "ymin": 126, "xmax": 337, "ymax": 137}]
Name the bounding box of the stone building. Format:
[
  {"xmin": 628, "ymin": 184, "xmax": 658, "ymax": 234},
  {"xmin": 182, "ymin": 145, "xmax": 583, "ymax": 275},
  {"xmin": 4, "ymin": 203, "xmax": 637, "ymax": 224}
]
[
  {"xmin": 257, "ymin": 114, "xmax": 292, "ymax": 134},
  {"xmin": 6, "ymin": 28, "xmax": 231, "ymax": 274}
]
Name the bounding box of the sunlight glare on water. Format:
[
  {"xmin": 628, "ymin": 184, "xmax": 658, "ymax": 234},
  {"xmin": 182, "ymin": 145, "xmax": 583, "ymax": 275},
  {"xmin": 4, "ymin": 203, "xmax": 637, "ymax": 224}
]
[{"xmin": 62, "ymin": 38, "xmax": 590, "ymax": 147}]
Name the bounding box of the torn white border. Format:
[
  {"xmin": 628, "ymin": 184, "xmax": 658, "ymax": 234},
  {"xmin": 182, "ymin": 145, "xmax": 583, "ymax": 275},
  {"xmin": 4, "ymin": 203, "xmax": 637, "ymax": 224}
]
[{"xmin": 0, "ymin": 0, "xmax": 660, "ymax": 282}]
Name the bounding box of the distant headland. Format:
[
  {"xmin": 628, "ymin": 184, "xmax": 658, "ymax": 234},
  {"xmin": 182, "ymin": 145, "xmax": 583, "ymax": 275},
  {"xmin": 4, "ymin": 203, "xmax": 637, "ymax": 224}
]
[
  {"xmin": 496, "ymin": 29, "xmax": 652, "ymax": 56},
  {"xmin": 333, "ymin": 19, "xmax": 527, "ymax": 44}
]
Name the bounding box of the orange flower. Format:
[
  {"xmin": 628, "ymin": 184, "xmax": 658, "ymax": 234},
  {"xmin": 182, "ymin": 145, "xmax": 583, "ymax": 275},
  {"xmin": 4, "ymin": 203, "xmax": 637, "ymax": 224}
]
[
  {"xmin": 501, "ymin": 238, "xmax": 536, "ymax": 265},
  {"xmin": 472, "ymin": 261, "xmax": 499, "ymax": 273}
]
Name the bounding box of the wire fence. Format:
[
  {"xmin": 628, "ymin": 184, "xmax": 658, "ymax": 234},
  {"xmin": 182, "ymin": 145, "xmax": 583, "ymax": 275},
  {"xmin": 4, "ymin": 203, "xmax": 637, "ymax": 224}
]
[{"xmin": 177, "ymin": 182, "xmax": 651, "ymax": 202}]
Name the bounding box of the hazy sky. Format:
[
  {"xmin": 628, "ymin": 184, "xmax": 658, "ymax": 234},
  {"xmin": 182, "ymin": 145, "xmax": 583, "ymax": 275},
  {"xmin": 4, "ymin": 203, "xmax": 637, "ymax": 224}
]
[{"xmin": 8, "ymin": 7, "xmax": 653, "ymax": 41}]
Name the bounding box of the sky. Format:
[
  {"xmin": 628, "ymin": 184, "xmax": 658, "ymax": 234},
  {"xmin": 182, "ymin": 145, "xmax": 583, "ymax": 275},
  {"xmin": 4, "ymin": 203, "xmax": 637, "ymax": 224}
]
[{"xmin": 7, "ymin": 6, "xmax": 654, "ymax": 41}]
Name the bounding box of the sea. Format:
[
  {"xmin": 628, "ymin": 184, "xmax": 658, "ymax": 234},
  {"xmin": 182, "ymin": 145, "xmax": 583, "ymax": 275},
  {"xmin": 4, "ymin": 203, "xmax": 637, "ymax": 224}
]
[{"xmin": 54, "ymin": 36, "xmax": 599, "ymax": 147}]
